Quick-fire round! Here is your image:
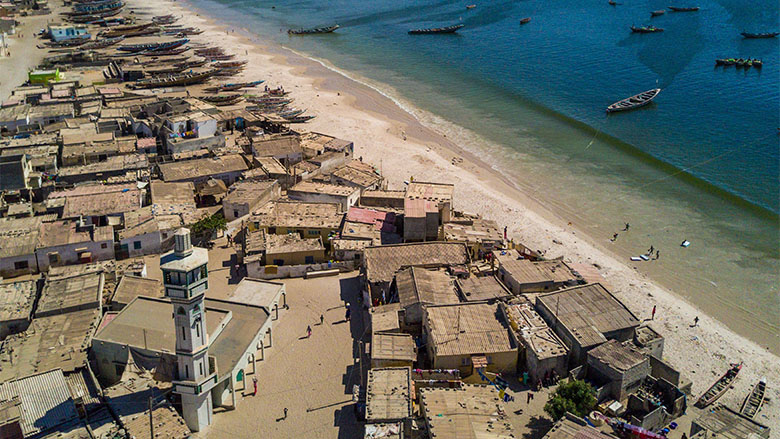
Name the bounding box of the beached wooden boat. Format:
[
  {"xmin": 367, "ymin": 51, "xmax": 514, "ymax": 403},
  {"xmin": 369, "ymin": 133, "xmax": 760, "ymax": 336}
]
[
  {"xmin": 740, "ymin": 379, "xmax": 766, "ymax": 419},
  {"xmin": 606, "ymin": 88, "xmax": 661, "ymax": 113},
  {"xmin": 740, "ymin": 379, "xmax": 766, "ymax": 416},
  {"xmin": 118, "ymin": 38, "xmax": 188, "ymax": 53},
  {"xmin": 212, "ymin": 60, "xmax": 247, "ymax": 69},
  {"xmin": 131, "ymin": 69, "xmax": 218, "ymax": 89},
  {"xmin": 198, "ymin": 94, "xmax": 244, "ymax": 106},
  {"xmin": 695, "ymin": 362, "xmax": 742, "ymax": 408},
  {"xmin": 99, "ymin": 22, "xmax": 154, "ymax": 38},
  {"xmin": 284, "ymin": 115, "xmax": 315, "ymax": 123},
  {"xmin": 77, "ymin": 36, "xmax": 125, "ymax": 50},
  {"xmin": 153, "ymin": 15, "xmax": 178, "ymax": 25},
  {"xmin": 631, "ymin": 25, "xmax": 664, "ymax": 33},
  {"xmin": 668, "ymin": 6, "xmax": 699, "ymax": 11},
  {"xmin": 409, "ymin": 24, "xmax": 464, "ymax": 34},
  {"xmin": 741, "ymin": 31, "xmax": 779, "ymax": 39},
  {"xmin": 519, "ymin": 18, "xmax": 531, "ymax": 24},
  {"xmin": 204, "ymin": 80, "xmax": 265, "ymax": 92},
  {"xmin": 288, "ymin": 25, "xmax": 340, "ymax": 35},
  {"xmin": 175, "ymin": 58, "xmax": 208, "ymax": 69},
  {"xmin": 277, "ymin": 108, "xmax": 305, "ymax": 118},
  {"xmin": 651, "ymin": 10, "xmax": 665, "ymax": 17},
  {"xmin": 141, "ymin": 47, "xmax": 189, "ymax": 57},
  {"xmin": 266, "ymin": 89, "xmax": 290, "ymax": 97}
]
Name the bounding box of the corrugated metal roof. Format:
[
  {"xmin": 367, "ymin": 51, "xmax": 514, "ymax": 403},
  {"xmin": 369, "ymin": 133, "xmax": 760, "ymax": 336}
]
[
  {"xmin": 0, "ymin": 369, "xmax": 79, "ymax": 437},
  {"xmin": 425, "ymin": 303, "xmax": 515, "ymax": 357},
  {"xmin": 364, "ymin": 242, "xmax": 469, "ymax": 283}
]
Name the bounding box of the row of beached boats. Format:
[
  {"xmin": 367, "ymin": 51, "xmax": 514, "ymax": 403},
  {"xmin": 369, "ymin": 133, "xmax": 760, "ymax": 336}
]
[
  {"xmin": 691, "ymin": 362, "xmax": 768, "ymax": 420},
  {"xmin": 715, "ymin": 58, "xmax": 763, "ymax": 68}
]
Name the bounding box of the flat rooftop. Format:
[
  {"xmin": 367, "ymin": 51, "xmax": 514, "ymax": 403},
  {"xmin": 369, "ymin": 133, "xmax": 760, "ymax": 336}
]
[
  {"xmin": 405, "ymin": 181, "xmax": 454, "ymax": 203},
  {"xmin": 110, "ymin": 275, "xmax": 163, "ymax": 307},
  {"xmin": 495, "ymin": 251, "xmax": 580, "ymax": 285},
  {"xmin": 587, "ymin": 340, "xmax": 646, "ymax": 372},
  {"xmin": 150, "ymin": 180, "xmax": 196, "ymax": 205},
  {"xmin": 158, "ymin": 154, "xmax": 248, "ymax": 181},
  {"xmin": 223, "ymin": 180, "xmax": 277, "ymax": 205},
  {"xmin": 265, "ymin": 232, "xmax": 324, "ymax": 255},
  {"xmin": 396, "ymin": 267, "xmax": 459, "ymax": 309},
  {"xmin": 251, "ymin": 200, "xmax": 344, "ymax": 229},
  {"xmin": 371, "ymin": 332, "xmax": 415, "ymax": 362},
  {"xmin": 289, "ymin": 181, "xmax": 358, "ymax": 197},
  {"xmin": 371, "ymin": 303, "xmax": 401, "ymax": 334},
  {"xmin": 456, "ymin": 275, "xmax": 512, "ymax": 302},
  {"xmin": 0, "ymin": 216, "xmax": 42, "ymax": 259},
  {"xmin": 542, "ymin": 414, "xmax": 619, "ymax": 439},
  {"xmin": 443, "ymin": 218, "xmax": 503, "ymax": 245},
  {"xmin": 228, "ymin": 278, "xmax": 284, "ymax": 309},
  {"xmin": 692, "ymin": 404, "xmax": 770, "ymax": 439},
  {"xmin": 420, "ymin": 385, "xmax": 516, "ymax": 439},
  {"xmin": 0, "ymin": 279, "xmax": 37, "ymax": 323},
  {"xmin": 364, "ymin": 242, "xmax": 469, "ymax": 284},
  {"xmin": 36, "ymin": 272, "xmax": 102, "ymax": 318},
  {"xmin": 536, "ymin": 283, "xmax": 640, "ymax": 347},
  {"xmin": 426, "ymin": 303, "xmax": 515, "ymax": 357},
  {"xmin": 366, "ymin": 367, "xmax": 412, "ymax": 423}
]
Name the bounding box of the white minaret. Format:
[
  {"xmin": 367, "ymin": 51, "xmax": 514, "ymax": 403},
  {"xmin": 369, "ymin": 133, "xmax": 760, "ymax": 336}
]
[{"xmin": 160, "ymin": 228, "xmax": 216, "ymax": 432}]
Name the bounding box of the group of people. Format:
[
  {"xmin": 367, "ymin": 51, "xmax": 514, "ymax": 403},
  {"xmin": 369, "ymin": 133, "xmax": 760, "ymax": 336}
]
[{"xmin": 611, "ymin": 223, "xmax": 663, "ymax": 260}]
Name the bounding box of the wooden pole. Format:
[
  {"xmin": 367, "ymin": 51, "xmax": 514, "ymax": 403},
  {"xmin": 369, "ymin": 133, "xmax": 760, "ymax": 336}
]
[{"xmin": 148, "ymin": 396, "xmax": 154, "ymax": 438}]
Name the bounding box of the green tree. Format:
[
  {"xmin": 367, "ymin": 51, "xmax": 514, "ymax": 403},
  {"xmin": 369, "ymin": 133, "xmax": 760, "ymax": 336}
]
[
  {"xmin": 191, "ymin": 212, "xmax": 227, "ymax": 237},
  {"xmin": 543, "ymin": 379, "xmax": 596, "ymax": 421}
]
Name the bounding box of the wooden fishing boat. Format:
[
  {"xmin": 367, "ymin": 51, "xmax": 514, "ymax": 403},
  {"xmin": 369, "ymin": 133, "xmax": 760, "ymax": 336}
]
[
  {"xmin": 208, "ymin": 54, "xmax": 236, "ymax": 61},
  {"xmin": 78, "ymin": 36, "xmax": 125, "ymax": 50},
  {"xmin": 204, "ymin": 80, "xmax": 265, "ymax": 92},
  {"xmin": 152, "ymin": 15, "xmax": 178, "ymax": 25},
  {"xmin": 131, "ymin": 69, "xmax": 217, "ymax": 89},
  {"xmin": 740, "ymin": 379, "xmax": 766, "ymax": 419},
  {"xmin": 98, "ymin": 22, "xmax": 154, "ymax": 38},
  {"xmin": 198, "ymin": 94, "xmax": 244, "ymax": 106},
  {"xmin": 175, "ymin": 58, "xmax": 209, "ymax": 69},
  {"xmin": 741, "ymin": 31, "xmax": 779, "ymax": 39},
  {"xmin": 409, "ymin": 24, "xmax": 464, "ymax": 34},
  {"xmin": 288, "ymin": 25, "xmax": 340, "ymax": 35},
  {"xmin": 695, "ymin": 362, "xmax": 742, "ymax": 408},
  {"xmin": 753, "ymin": 59, "xmax": 763, "ymax": 67},
  {"xmin": 266, "ymin": 89, "xmax": 289, "ymax": 97},
  {"xmin": 118, "ymin": 38, "xmax": 188, "ymax": 53},
  {"xmin": 715, "ymin": 58, "xmax": 736, "ymax": 66},
  {"xmin": 284, "ymin": 115, "xmax": 315, "ymax": 123},
  {"xmin": 668, "ymin": 6, "xmax": 699, "ymax": 11},
  {"xmin": 631, "ymin": 25, "xmax": 664, "ymax": 33},
  {"xmin": 141, "ymin": 46, "xmax": 189, "ymax": 56},
  {"xmin": 277, "ymin": 108, "xmax": 305, "ymax": 118},
  {"xmin": 606, "ymin": 88, "xmax": 661, "ymax": 113},
  {"xmin": 651, "ymin": 10, "xmax": 665, "ymax": 16},
  {"xmin": 195, "ymin": 48, "xmax": 224, "ymax": 56},
  {"xmin": 519, "ymin": 17, "xmax": 531, "ymax": 24},
  {"xmin": 212, "ymin": 60, "xmax": 247, "ymax": 69},
  {"xmin": 466, "ymin": 4, "xmax": 476, "ymax": 9}
]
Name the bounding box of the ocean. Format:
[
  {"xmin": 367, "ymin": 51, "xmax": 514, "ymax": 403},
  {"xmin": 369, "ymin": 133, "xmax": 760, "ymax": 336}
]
[{"xmin": 187, "ymin": 0, "xmax": 779, "ymax": 348}]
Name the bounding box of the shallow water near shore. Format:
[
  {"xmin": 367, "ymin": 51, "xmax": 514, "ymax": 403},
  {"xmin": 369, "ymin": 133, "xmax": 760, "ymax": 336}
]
[{"xmin": 187, "ymin": 0, "xmax": 778, "ymax": 349}]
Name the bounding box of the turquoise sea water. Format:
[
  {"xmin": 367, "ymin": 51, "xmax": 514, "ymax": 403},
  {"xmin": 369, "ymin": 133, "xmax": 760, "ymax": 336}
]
[{"xmin": 187, "ymin": 0, "xmax": 779, "ymax": 348}]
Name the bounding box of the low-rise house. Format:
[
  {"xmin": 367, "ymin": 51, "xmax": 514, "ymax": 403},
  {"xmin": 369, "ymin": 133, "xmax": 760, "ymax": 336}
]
[
  {"xmin": 331, "ymin": 238, "xmax": 372, "ymax": 265},
  {"xmin": 403, "ymin": 181, "xmax": 453, "ymax": 242},
  {"xmin": 222, "ymin": 180, "xmax": 280, "ymax": 221},
  {"xmin": 56, "ymin": 154, "xmax": 149, "ymax": 185},
  {"xmin": 342, "ymin": 206, "xmax": 399, "ymax": 245},
  {"xmin": 48, "ymin": 23, "xmax": 89, "ymax": 42},
  {"xmin": 395, "ymin": 267, "xmax": 460, "ymax": 325},
  {"xmin": 287, "ymin": 181, "xmax": 360, "ymax": 210},
  {"xmin": 494, "ymin": 250, "xmax": 582, "ymax": 295},
  {"xmin": 51, "ymin": 183, "xmax": 144, "ymax": 226},
  {"xmin": 0, "ymin": 279, "xmax": 37, "ymax": 339},
  {"xmin": 423, "ymin": 302, "xmax": 516, "ymax": 375},
  {"xmin": 35, "ymin": 220, "xmax": 115, "ymax": 272},
  {"xmin": 363, "ymin": 242, "xmax": 469, "ymax": 301},
  {"xmin": 228, "ymin": 278, "xmax": 287, "ymax": 316},
  {"xmin": 443, "ymin": 217, "xmax": 503, "ymax": 258},
  {"xmin": 535, "ymin": 283, "xmax": 640, "ymax": 365},
  {"xmin": 0, "ymin": 104, "xmax": 30, "ymax": 133},
  {"xmin": 26, "ymin": 102, "xmax": 74, "ymax": 127},
  {"xmin": 163, "ymin": 112, "xmax": 224, "ymax": 154},
  {"xmin": 251, "ymin": 135, "xmax": 303, "ymax": 166},
  {"xmin": 586, "ymin": 340, "xmax": 650, "ymax": 402},
  {"xmin": 0, "ymin": 154, "xmax": 34, "ymax": 191},
  {"xmin": 158, "ymin": 154, "xmax": 248, "ymax": 185},
  {"xmin": 244, "ymin": 229, "xmax": 326, "ymax": 274},
  {"xmin": 36, "ymin": 271, "xmax": 103, "ymax": 319},
  {"xmin": 419, "ymin": 385, "xmax": 517, "ymax": 439},
  {"xmin": 0, "ymin": 216, "xmax": 42, "ymax": 278},
  {"xmin": 150, "ymin": 180, "xmax": 197, "ymax": 208},
  {"xmin": 371, "ymin": 333, "xmax": 416, "ymax": 369},
  {"xmin": 370, "ymin": 302, "xmax": 401, "ymax": 334},
  {"xmin": 117, "ymin": 206, "xmax": 183, "ymax": 258},
  {"xmin": 249, "ymin": 200, "xmax": 344, "ymax": 243},
  {"xmin": 109, "ymin": 275, "xmax": 163, "ymax": 311},
  {"xmin": 365, "ymin": 367, "xmax": 412, "ymax": 425},
  {"xmin": 330, "ymin": 159, "xmax": 382, "ymax": 191},
  {"xmin": 542, "ymin": 413, "xmax": 618, "ymax": 439},
  {"xmin": 307, "ymin": 150, "xmax": 351, "ymax": 175},
  {"xmin": 360, "ymin": 190, "xmax": 405, "ymax": 210},
  {"xmin": 502, "ymin": 302, "xmax": 568, "ymax": 383}
]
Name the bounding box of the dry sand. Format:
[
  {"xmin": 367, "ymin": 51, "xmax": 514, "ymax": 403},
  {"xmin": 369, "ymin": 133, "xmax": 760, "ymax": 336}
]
[
  {"xmin": 0, "ymin": 11, "xmax": 59, "ymax": 101},
  {"xmin": 126, "ymin": 0, "xmax": 779, "ymax": 430}
]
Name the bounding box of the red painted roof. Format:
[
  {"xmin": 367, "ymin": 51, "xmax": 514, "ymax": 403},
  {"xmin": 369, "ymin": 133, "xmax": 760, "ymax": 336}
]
[{"xmin": 346, "ymin": 207, "xmax": 396, "ymax": 232}]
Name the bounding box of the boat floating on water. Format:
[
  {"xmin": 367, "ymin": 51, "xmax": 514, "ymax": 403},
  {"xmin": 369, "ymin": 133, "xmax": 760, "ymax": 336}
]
[
  {"xmin": 466, "ymin": 4, "xmax": 476, "ymax": 9},
  {"xmin": 740, "ymin": 379, "xmax": 766, "ymax": 419},
  {"xmin": 695, "ymin": 362, "xmax": 742, "ymax": 408},
  {"xmin": 716, "ymin": 58, "xmax": 763, "ymax": 68},
  {"xmin": 651, "ymin": 10, "xmax": 665, "ymax": 17},
  {"xmin": 519, "ymin": 17, "xmax": 531, "ymax": 24},
  {"xmin": 606, "ymin": 88, "xmax": 661, "ymax": 113},
  {"xmin": 409, "ymin": 24, "xmax": 464, "ymax": 34},
  {"xmin": 631, "ymin": 25, "xmax": 664, "ymax": 33},
  {"xmin": 288, "ymin": 25, "xmax": 340, "ymax": 35},
  {"xmin": 741, "ymin": 31, "xmax": 779, "ymax": 39},
  {"xmin": 668, "ymin": 6, "xmax": 699, "ymax": 11}
]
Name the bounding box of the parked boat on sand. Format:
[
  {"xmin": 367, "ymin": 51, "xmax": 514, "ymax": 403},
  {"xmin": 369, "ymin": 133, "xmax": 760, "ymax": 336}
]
[
  {"xmin": 740, "ymin": 379, "xmax": 766, "ymax": 419},
  {"xmin": 695, "ymin": 362, "xmax": 742, "ymax": 408}
]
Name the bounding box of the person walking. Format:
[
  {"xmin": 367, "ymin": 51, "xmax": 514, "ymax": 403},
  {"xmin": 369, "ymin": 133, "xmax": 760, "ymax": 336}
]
[
  {"xmin": 306, "ymin": 325, "xmax": 312, "ymax": 338},
  {"xmin": 252, "ymin": 377, "xmax": 258, "ymax": 396},
  {"xmin": 320, "ymin": 314, "xmax": 324, "ymax": 325},
  {"xmin": 651, "ymin": 305, "xmax": 656, "ymax": 320},
  {"xmin": 345, "ymin": 304, "xmax": 351, "ymax": 322},
  {"xmin": 693, "ymin": 316, "xmax": 699, "ymax": 327},
  {"xmin": 624, "ymin": 223, "xmax": 630, "ymax": 231},
  {"xmin": 655, "ymin": 250, "xmax": 660, "ymax": 260},
  {"xmin": 283, "ymin": 408, "xmax": 288, "ymax": 419}
]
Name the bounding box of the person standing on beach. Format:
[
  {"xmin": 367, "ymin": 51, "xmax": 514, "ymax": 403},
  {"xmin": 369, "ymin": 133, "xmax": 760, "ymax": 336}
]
[
  {"xmin": 651, "ymin": 305, "xmax": 656, "ymax": 320},
  {"xmin": 693, "ymin": 316, "xmax": 699, "ymax": 327},
  {"xmin": 283, "ymin": 408, "xmax": 288, "ymax": 419},
  {"xmin": 655, "ymin": 250, "xmax": 660, "ymax": 260},
  {"xmin": 611, "ymin": 233, "xmax": 618, "ymax": 241},
  {"xmin": 306, "ymin": 325, "xmax": 312, "ymax": 338},
  {"xmin": 624, "ymin": 223, "xmax": 630, "ymax": 231},
  {"xmin": 253, "ymin": 377, "xmax": 258, "ymax": 396},
  {"xmin": 320, "ymin": 314, "xmax": 324, "ymax": 325}
]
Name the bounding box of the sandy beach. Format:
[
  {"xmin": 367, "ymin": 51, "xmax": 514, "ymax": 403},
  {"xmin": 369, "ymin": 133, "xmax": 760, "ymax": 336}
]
[
  {"xmin": 119, "ymin": 0, "xmax": 780, "ymax": 430},
  {"xmin": 0, "ymin": 10, "xmax": 58, "ymax": 101}
]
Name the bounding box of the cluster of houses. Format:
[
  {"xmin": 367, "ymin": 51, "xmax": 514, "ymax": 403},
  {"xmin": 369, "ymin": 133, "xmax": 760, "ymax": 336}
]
[{"xmin": 0, "ymin": 2, "xmax": 773, "ymax": 439}]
